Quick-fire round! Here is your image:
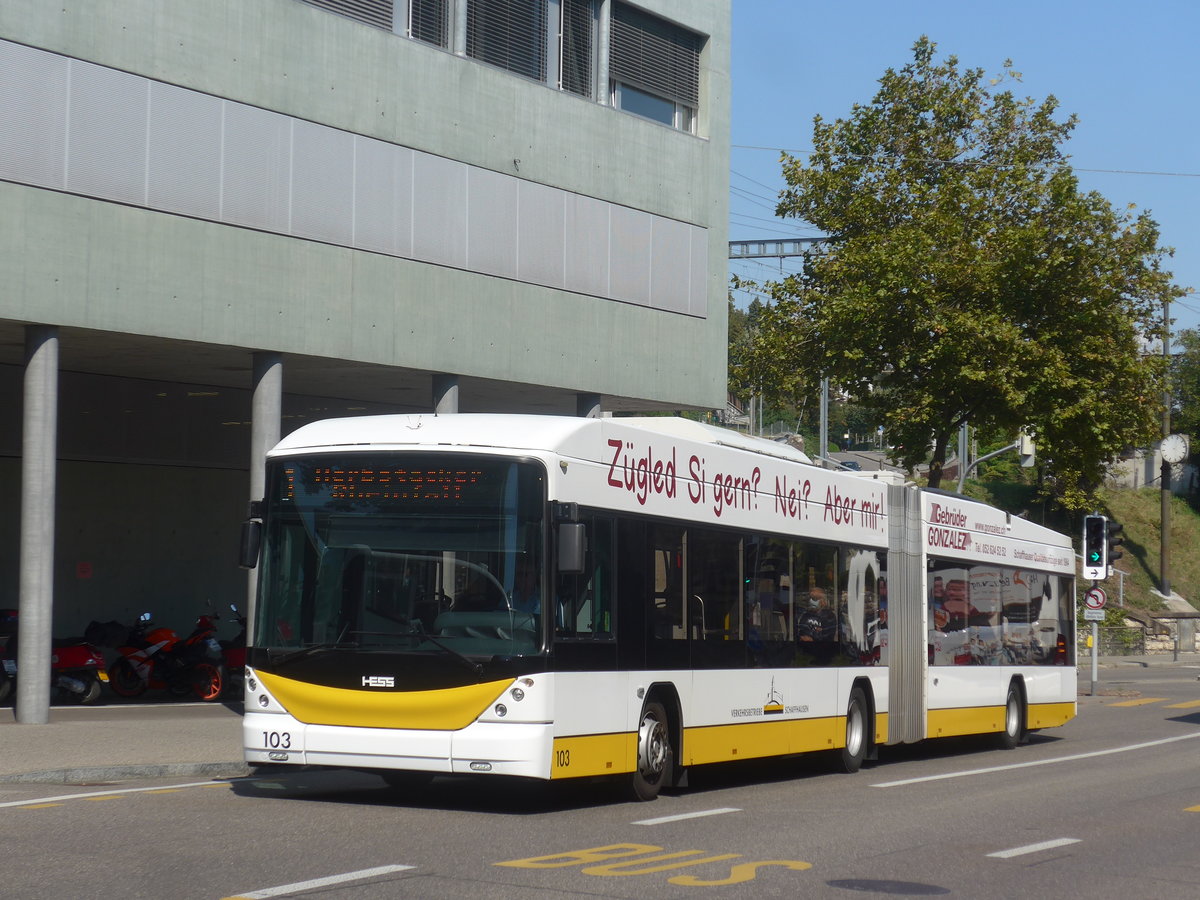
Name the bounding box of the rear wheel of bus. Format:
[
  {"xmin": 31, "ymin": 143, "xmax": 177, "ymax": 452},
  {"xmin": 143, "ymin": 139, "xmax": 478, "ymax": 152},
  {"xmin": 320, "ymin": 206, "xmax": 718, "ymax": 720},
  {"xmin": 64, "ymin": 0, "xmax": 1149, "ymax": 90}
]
[{"xmin": 837, "ymin": 686, "xmax": 869, "ymax": 773}]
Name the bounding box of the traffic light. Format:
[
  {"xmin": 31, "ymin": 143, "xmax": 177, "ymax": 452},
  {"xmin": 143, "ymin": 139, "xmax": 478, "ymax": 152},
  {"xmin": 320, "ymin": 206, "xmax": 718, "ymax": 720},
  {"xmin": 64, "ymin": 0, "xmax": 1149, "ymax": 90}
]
[
  {"xmin": 1082, "ymin": 514, "xmax": 1107, "ymax": 581},
  {"xmin": 1106, "ymin": 520, "xmax": 1124, "ymax": 570}
]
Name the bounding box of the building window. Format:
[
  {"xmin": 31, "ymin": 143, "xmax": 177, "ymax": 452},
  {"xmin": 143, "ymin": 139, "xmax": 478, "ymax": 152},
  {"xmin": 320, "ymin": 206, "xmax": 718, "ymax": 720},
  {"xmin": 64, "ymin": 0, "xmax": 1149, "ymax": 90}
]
[
  {"xmin": 559, "ymin": 0, "xmax": 595, "ymax": 97},
  {"xmin": 609, "ymin": 1, "xmax": 700, "ymax": 132},
  {"xmin": 407, "ymin": 0, "xmax": 449, "ymax": 47},
  {"xmin": 466, "ymin": 0, "xmax": 548, "ymax": 82},
  {"xmin": 299, "ymin": 0, "xmax": 393, "ymax": 31}
]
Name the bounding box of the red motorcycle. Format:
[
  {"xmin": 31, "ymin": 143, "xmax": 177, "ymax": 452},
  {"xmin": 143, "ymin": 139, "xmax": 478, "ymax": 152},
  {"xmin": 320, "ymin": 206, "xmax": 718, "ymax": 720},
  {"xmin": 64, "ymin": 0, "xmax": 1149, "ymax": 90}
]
[
  {"xmin": 96, "ymin": 611, "xmax": 225, "ymax": 702},
  {"xmin": 1, "ymin": 608, "xmax": 109, "ymax": 705},
  {"xmin": 219, "ymin": 604, "xmax": 247, "ymax": 698}
]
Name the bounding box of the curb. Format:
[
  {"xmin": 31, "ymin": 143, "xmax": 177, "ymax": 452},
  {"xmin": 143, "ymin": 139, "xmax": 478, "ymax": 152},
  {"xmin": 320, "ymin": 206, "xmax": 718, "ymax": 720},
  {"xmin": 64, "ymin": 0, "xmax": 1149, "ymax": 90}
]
[{"xmin": 0, "ymin": 761, "xmax": 251, "ymax": 785}]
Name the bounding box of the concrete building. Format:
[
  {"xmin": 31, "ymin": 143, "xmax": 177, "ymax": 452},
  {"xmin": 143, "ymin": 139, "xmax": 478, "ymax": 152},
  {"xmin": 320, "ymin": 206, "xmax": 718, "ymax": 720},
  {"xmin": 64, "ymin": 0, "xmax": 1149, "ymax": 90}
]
[{"xmin": 0, "ymin": 0, "xmax": 730, "ymax": 651}]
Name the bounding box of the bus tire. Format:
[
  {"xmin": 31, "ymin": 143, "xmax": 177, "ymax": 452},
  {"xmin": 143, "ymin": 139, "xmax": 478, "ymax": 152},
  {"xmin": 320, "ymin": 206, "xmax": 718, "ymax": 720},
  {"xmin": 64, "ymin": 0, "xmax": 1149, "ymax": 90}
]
[
  {"xmin": 998, "ymin": 683, "xmax": 1025, "ymax": 750},
  {"xmin": 629, "ymin": 700, "xmax": 672, "ymax": 801},
  {"xmin": 837, "ymin": 686, "xmax": 869, "ymax": 773}
]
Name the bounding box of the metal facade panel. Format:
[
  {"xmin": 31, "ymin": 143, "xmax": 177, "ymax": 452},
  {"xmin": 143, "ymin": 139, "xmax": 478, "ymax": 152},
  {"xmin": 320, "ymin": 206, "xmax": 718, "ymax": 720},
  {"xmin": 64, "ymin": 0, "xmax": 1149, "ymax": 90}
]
[
  {"xmin": 353, "ymin": 135, "xmax": 414, "ymax": 257},
  {"xmin": 609, "ymin": 204, "xmax": 652, "ymax": 306},
  {"xmin": 563, "ymin": 192, "xmax": 610, "ymax": 298},
  {"xmin": 220, "ymin": 102, "xmax": 292, "ymax": 233},
  {"xmin": 291, "ymin": 119, "xmax": 355, "ymax": 245},
  {"xmin": 147, "ymin": 82, "xmax": 222, "ymax": 220},
  {"xmin": 517, "ymin": 178, "xmax": 565, "ymax": 288},
  {"xmin": 66, "ymin": 60, "xmax": 148, "ymax": 205},
  {"xmin": 466, "ymin": 166, "xmax": 519, "ymax": 279},
  {"xmin": 649, "ymin": 216, "xmax": 690, "ymax": 314},
  {"xmin": 688, "ymin": 224, "xmax": 708, "ymax": 317},
  {"xmin": 412, "ymin": 152, "xmax": 467, "ymax": 269},
  {"xmin": 0, "ymin": 40, "xmax": 68, "ymax": 190}
]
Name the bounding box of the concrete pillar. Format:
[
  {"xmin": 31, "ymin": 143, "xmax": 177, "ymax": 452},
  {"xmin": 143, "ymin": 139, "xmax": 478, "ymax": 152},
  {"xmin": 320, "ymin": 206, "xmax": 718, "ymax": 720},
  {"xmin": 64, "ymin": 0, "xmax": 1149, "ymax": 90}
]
[
  {"xmin": 16, "ymin": 325, "xmax": 58, "ymax": 724},
  {"xmin": 576, "ymin": 393, "xmax": 602, "ymax": 418},
  {"xmin": 247, "ymin": 352, "xmax": 282, "ymax": 619},
  {"xmin": 433, "ymin": 374, "xmax": 459, "ymax": 414},
  {"xmin": 597, "ymin": 0, "xmax": 612, "ymax": 105}
]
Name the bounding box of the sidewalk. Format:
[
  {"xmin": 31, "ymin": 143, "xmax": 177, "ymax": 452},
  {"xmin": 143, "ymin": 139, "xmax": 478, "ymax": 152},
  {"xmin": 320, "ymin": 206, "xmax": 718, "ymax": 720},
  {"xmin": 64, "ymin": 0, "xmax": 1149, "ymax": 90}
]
[
  {"xmin": 0, "ymin": 699, "xmax": 248, "ymax": 784},
  {"xmin": 2, "ymin": 653, "xmax": 1197, "ymax": 785}
]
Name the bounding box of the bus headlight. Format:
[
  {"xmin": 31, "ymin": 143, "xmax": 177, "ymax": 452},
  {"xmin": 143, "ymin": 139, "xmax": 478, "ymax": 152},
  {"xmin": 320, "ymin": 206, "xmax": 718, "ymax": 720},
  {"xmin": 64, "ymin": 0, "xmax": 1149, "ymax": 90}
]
[{"xmin": 509, "ymin": 687, "xmax": 525, "ymax": 702}]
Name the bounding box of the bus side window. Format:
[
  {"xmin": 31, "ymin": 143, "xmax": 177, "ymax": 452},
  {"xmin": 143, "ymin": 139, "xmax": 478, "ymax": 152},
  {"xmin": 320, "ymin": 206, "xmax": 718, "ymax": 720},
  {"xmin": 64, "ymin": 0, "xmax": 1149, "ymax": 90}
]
[{"xmin": 651, "ymin": 526, "xmax": 684, "ymax": 641}]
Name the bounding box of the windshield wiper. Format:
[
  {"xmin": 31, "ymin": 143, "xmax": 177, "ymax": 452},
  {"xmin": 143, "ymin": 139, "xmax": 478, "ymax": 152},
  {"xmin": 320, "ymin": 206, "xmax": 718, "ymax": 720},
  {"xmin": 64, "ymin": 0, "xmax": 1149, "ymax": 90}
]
[
  {"xmin": 406, "ymin": 623, "xmax": 484, "ymax": 677},
  {"xmin": 267, "ymin": 641, "xmax": 357, "ymax": 667}
]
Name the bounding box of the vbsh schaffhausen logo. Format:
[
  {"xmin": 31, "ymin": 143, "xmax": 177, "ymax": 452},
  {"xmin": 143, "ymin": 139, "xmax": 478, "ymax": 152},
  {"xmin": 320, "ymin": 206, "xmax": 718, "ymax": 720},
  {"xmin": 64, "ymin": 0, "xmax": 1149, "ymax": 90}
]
[{"xmin": 730, "ymin": 678, "xmax": 808, "ymax": 718}]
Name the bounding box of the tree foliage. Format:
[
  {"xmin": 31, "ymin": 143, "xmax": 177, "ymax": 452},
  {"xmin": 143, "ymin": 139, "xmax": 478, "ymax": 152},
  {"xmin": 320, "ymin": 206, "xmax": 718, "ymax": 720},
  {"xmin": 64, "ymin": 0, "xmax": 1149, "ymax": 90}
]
[
  {"xmin": 749, "ymin": 37, "xmax": 1182, "ymax": 506},
  {"xmin": 1174, "ymin": 327, "xmax": 1200, "ymax": 453}
]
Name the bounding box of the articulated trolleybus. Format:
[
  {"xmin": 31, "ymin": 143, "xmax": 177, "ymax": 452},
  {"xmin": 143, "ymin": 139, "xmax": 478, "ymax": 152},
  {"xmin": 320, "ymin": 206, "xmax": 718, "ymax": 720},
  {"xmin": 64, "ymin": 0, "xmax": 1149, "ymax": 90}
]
[{"xmin": 240, "ymin": 414, "xmax": 1075, "ymax": 800}]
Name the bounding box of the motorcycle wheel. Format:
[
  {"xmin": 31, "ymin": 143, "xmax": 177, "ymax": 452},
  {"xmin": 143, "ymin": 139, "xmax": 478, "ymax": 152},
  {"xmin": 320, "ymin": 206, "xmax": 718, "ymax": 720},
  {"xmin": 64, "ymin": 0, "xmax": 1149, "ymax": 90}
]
[
  {"xmin": 108, "ymin": 658, "xmax": 147, "ymax": 698},
  {"xmin": 76, "ymin": 675, "xmax": 103, "ymax": 705},
  {"xmin": 192, "ymin": 662, "xmax": 224, "ymax": 702}
]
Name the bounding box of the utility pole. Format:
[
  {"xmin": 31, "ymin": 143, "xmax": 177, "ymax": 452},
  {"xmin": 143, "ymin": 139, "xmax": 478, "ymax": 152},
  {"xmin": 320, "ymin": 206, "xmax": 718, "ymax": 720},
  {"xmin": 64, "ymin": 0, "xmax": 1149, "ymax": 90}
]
[{"xmin": 1160, "ymin": 295, "xmax": 1171, "ymax": 597}]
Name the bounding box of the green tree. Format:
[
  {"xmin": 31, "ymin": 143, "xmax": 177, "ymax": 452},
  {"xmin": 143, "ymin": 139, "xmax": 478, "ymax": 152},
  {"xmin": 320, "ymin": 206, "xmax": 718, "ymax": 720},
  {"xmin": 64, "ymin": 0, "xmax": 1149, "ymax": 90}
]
[
  {"xmin": 754, "ymin": 37, "xmax": 1181, "ymax": 505},
  {"xmin": 1174, "ymin": 328, "xmax": 1200, "ymax": 453}
]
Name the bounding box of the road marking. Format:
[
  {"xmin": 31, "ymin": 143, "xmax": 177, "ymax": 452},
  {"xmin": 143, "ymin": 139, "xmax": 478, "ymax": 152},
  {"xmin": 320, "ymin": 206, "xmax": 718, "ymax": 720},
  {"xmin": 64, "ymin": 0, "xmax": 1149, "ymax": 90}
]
[
  {"xmin": 222, "ymin": 865, "xmax": 415, "ymax": 899},
  {"xmin": 987, "ymin": 838, "xmax": 1080, "ymax": 859},
  {"xmin": 1108, "ymin": 697, "xmax": 1168, "ymax": 707},
  {"xmin": 0, "ymin": 778, "xmax": 232, "ymax": 809},
  {"xmin": 1187, "ymin": 805, "xmax": 1200, "ymax": 813},
  {"xmin": 871, "ymin": 732, "xmax": 1200, "ymax": 788},
  {"xmin": 1164, "ymin": 700, "xmax": 1200, "ymax": 709},
  {"xmin": 633, "ymin": 807, "xmax": 741, "ymax": 826}
]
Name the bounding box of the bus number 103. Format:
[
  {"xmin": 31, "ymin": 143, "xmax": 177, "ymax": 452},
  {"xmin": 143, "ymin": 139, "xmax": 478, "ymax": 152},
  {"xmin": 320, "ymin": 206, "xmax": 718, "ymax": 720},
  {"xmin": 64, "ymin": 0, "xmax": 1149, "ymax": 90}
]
[
  {"xmin": 555, "ymin": 749, "xmax": 570, "ymax": 768},
  {"xmin": 263, "ymin": 731, "xmax": 291, "ymax": 749}
]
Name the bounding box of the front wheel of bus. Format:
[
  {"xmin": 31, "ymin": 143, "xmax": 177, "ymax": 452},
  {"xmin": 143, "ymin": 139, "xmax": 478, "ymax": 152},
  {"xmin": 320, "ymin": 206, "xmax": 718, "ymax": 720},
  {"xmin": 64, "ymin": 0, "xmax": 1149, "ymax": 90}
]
[
  {"xmin": 838, "ymin": 687, "xmax": 869, "ymax": 774},
  {"xmin": 630, "ymin": 701, "xmax": 672, "ymax": 802}
]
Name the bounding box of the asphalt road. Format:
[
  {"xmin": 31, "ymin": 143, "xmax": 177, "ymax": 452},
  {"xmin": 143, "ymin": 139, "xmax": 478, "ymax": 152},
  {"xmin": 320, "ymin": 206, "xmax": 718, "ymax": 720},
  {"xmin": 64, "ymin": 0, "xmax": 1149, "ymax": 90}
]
[{"xmin": 3, "ymin": 664, "xmax": 1198, "ymax": 900}]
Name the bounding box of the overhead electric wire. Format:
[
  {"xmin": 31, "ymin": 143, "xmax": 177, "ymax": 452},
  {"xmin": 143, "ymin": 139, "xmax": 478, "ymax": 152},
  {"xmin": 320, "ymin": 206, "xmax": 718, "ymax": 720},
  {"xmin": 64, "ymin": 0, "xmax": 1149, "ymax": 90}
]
[{"xmin": 731, "ymin": 144, "xmax": 1200, "ymax": 178}]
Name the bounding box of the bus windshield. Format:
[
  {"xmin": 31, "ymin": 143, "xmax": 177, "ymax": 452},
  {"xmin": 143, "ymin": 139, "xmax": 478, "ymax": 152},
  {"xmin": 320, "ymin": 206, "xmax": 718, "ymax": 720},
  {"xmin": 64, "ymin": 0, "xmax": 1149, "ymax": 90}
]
[{"xmin": 255, "ymin": 453, "xmax": 546, "ymax": 661}]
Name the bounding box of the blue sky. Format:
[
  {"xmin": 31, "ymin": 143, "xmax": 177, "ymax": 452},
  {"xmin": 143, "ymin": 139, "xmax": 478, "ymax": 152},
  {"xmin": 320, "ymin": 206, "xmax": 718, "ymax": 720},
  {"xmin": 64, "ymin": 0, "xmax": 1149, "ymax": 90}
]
[{"xmin": 728, "ymin": 0, "xmax": 1200, "ymax": 336}]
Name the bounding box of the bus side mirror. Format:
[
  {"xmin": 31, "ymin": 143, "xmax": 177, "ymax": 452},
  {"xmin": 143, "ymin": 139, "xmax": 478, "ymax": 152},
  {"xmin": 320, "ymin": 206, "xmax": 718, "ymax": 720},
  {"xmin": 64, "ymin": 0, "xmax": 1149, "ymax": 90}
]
[
  {"xmin": 557, "ymin": 522, "xmax": 586, "ymax": 575},
  {"xmin": 239, "ymin": 519, "xmax": 262, "ymax": 569}
]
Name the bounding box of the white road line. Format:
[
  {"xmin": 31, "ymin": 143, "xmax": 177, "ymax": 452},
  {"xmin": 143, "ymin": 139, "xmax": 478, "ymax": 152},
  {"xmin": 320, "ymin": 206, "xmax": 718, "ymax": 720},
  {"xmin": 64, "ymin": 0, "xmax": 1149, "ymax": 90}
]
[
  {"xmin": 633, "ymin": 807, "xmax": 742, "ymax": 826},
  {"xmin": 223, "ymin": 865, "xmax": 415, "ymax": 899},
  {"xmin": 987, "ymin": 838, "xmax": 1081, "ymax": 859},
  {"xmin": 0, "ymin": 779, "xmax": 227, "ymax": 809},
  {"xmin": 871, "ymin": 732, "xmax": 1200, "ymax": 788}
]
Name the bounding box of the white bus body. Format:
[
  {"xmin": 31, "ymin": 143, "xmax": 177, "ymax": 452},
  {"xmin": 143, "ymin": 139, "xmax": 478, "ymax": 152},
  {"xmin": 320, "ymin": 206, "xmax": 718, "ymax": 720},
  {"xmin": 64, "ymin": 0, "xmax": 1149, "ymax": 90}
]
[{"xmin": 242, "ymin": 415, "xmax": 1075, "ymax": 798}]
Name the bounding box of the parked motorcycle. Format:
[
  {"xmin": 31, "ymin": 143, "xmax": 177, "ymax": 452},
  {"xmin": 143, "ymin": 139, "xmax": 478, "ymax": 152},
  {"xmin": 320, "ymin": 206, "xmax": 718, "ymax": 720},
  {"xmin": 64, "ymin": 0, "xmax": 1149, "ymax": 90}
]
[
  {"xmin": 219, "ymin": 604, "xmax": 247, "ymax": 698},
  {"xmin": 91, "ymin": 611, "xmax": 225, "ymax": 702},
  {"xmin": 1, "ymin": 608, "xmax": 109, "ymax": 705}
]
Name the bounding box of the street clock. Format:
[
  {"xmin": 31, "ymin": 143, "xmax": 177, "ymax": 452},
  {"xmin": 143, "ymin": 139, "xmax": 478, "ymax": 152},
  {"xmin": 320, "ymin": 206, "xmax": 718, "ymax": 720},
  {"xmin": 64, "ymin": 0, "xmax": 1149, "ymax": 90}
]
[{"xmin": 1160, "ymin": 433, "xmax": 1189, "ymax": 464}]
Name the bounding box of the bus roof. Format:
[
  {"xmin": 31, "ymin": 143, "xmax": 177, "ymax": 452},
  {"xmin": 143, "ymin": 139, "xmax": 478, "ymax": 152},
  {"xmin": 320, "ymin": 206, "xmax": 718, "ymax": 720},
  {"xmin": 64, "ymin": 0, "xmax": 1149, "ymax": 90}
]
[{"xmin": 270, "ymin": 414, "xmax": 815, "ymax": 467}]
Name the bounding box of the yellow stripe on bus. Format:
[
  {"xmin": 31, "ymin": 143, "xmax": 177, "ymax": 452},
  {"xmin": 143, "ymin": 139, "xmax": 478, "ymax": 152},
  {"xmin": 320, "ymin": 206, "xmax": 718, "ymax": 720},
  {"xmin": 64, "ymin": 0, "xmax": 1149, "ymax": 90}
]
[
  {"xmin": 928, "ymin": 701, "xmax": 1076, "ymax": 738},
  {"xmin": 551, "ymin": 712, "xmax": 888, "ymax": 780},
  {"xmin": 256, "ymin": 670, "xmax": 511, "ymax": 730},
  {"xmin": 684, "ymin": 717, "xmax": 841, "ymax": 765},
  {"xmin": 1027, "ymin": 702, "xmax": 1076, "ymax": 729},
  {"xmin": 551, "ymin": 733, "xmax": 637, "ymax": 779},
  {"xmin": 927, "ymin": 706, "xmax": 1006, "ymax": 738}
]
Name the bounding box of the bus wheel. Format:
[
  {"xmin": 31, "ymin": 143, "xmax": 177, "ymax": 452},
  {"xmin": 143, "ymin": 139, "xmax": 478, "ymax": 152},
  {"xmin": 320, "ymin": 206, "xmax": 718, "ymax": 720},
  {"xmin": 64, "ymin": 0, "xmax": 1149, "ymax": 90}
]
[
  {"xmin": 998, "ymin": 684, "xmax": 1025, "ymax": 750},
  {"xmin": 837, "ymin": 687, "xmax": 869, "ymax": 773},
  {"xmin": 630, "ymin": 700, "xmax": 672, "ymax": 801}
]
